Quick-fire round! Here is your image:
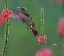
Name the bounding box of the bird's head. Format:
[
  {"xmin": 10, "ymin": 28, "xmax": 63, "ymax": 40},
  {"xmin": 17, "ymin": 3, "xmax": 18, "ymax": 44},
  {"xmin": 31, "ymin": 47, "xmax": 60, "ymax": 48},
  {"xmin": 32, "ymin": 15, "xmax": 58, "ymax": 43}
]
[{"xmin": 21, "ymin": 7, "xmax": 27, "ymax": 13}]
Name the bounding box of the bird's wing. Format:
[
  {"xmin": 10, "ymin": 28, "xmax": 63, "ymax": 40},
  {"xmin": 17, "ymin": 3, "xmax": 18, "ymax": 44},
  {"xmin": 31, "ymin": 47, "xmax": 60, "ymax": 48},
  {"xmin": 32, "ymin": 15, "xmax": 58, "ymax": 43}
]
[
  {"xmin": 11, "ymin": 10, "xmax": 32, "ymax": 23},
  {"xmin": 11, "ymin": 11, "xmax": 25, "ymax": 23}
]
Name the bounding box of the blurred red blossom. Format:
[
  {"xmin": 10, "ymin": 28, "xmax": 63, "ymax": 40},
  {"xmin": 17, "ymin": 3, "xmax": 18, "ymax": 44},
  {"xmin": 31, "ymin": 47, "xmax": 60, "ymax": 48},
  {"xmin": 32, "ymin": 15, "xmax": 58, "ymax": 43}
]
[
  {"xmin": 0, "ymin": 10, "xmax": 12, "ymax": 25},
  {"xmin": 37, "ymin": 35, "xmax": 43, "ymax": 42},
  {"xmin": 36, "ymin": 48, "xmax": 52, "ymax": 56},
  {"xmin": 37, "ymin": 35, "xmax": 47, "ymax": 43},
  {"xmin": 2, "ymin": 10, "xmax": 12, "ymax": 20},
  {"xmin": 0, "ymin": 54, "xmax": 1, "ymax": 56},
  {"xmin": 57, "ymin": 17, "xmax": 64, "ymax": 36},
  {"xmin": 0, "ymin": 14, "xmax": 4, "ymax": 25},
  {"xmin": 50, "ymin": 0, "xmax": 63, "ymax": 4}
]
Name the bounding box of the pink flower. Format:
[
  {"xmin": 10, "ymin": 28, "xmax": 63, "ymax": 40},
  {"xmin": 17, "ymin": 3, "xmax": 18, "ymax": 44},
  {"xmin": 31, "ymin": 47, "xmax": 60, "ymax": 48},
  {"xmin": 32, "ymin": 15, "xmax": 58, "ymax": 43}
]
[
  {"xmin": 42, "ymin": 35, "xmax": 47, "ymax": 43},
  {"xmin": 57, "ymin": 17, "xmax": 64, "ymax": 36},
  {"xmin": 0, "ymin": 54, "xmax": 1, "ymax": 56},
  {"xmin": 0, "ymin": 14, "xmax": 4, "ymax": 25},
  {"xmin": 2, "ymin": 10, "xmax": 12, "ymax": 20},
  {"xmin": 36, "ymin": 48, "xmax": 52, "ymax": 56},
  {"xmin": 50, "ymin": 0, "xmax": 63, "ymax": 4},
  {"xmin": 37, "ymin": 35, "xmax": 43, "ymax": 42},
  {"xmin": 37, "ymin": 35, "xmax": 47, "ymax": 43},
  {"xmin": 0, "ymin": 10, "xmax": 12, "ymax": 26}
]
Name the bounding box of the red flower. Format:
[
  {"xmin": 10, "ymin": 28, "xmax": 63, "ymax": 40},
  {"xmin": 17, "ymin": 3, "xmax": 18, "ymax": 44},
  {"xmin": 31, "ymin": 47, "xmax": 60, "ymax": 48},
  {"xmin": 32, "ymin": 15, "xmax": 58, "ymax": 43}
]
[
  {"xmin": 37, "ymin": 35, "xmax": 47, "ymax": 43},
  {"xmin": 0, "ymin": 14, "xmax": 4, "ymax": 25},
  {"xmin": 50, "ymin": 0, "xmax": 63, "ymax": 4},
  {"xmin": 36, "ymin": 48, "xmax": 52, "ymax": 56},
  {"xmin": 0, "ymin": 54, "xmax": 1, "ymax": 56},
  {"xmin": 2, "ymin": 10, "xmax": 12, "ymax": 20},
  {"xmin": 57, "ymin": 17, "xmax": 64, "ymax": 36},
  {"xmin": 0, "ymin": 10, "xmax": 12, "ymax": 26},
  {"xmin": 37, "ymin": 35, "xmax": 43, "ymax": 42},
  {"xmin": 42, "ymin": 35, "xmax": 47, "ymax": 43}
]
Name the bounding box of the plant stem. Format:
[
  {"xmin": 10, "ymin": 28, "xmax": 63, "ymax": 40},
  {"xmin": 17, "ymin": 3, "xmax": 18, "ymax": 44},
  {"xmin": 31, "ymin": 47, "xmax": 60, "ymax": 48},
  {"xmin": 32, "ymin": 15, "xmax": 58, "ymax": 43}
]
[
  {"xmin": 38, "ymin": 7, "xmax": 44, "ymax": 50},
  {"xmin": 2, "ymin": 0, "xmax": 9, "ymax": 56},
  {"xmin": 40, "ymin": 7, "xmax": 44, "ymax": 36}
]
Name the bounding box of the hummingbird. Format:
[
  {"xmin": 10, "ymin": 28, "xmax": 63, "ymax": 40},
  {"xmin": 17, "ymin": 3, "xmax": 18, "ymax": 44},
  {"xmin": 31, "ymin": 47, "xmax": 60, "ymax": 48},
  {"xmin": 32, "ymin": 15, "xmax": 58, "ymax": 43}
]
[{"xmin": 11, "ymin": 7, "xmax": 38, "ymax": 36}]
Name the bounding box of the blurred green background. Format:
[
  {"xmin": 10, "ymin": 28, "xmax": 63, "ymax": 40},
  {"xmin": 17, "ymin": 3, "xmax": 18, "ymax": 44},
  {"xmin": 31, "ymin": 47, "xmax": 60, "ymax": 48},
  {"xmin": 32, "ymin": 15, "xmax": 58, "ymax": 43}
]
[{"xmin": 0, "ymin": 0, "xmax": 64, "ymax": 56}]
